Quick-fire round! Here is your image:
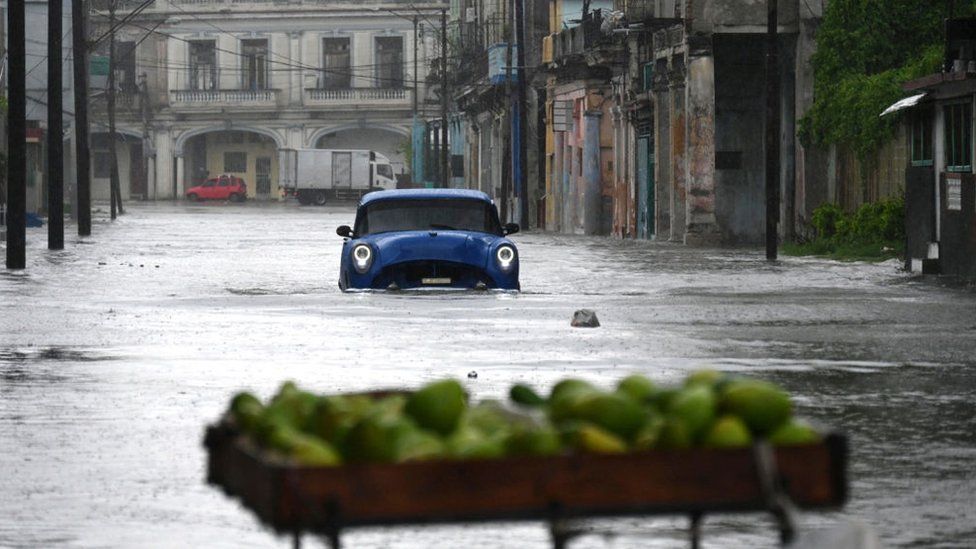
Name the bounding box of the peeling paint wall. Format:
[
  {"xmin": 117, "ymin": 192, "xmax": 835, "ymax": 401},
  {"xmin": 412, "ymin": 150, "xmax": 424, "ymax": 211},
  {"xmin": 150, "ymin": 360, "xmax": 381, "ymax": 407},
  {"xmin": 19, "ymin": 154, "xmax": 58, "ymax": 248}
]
[
  {"xmin": 655, "ymin": 80, "xmax": 672, "ymax": 239},
  {"xmin": 713, "ymin": 34, "xmax": 767, "ymax": 245},
  {"xmin": 669, "ymin": 59, "xmax": 688, "ymax": 243}
]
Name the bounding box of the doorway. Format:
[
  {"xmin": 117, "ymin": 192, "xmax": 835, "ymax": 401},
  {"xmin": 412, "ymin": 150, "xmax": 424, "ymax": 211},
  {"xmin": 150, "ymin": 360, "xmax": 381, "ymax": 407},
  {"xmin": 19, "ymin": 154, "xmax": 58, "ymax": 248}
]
[
  {"xmin": 256, "ymin": 156, "xmax": 271, "ymax": 196},
  {"xmin": 637, "ymin": 133, "xmax": 655, "ymax": 239}
]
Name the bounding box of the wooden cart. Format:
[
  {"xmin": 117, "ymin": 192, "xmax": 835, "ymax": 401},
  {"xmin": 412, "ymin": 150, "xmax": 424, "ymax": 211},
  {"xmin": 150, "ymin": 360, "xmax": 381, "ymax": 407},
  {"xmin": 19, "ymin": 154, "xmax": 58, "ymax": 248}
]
[{"xmin": 205, "ymin": 421, "xmax": 847, "ymax": 548}]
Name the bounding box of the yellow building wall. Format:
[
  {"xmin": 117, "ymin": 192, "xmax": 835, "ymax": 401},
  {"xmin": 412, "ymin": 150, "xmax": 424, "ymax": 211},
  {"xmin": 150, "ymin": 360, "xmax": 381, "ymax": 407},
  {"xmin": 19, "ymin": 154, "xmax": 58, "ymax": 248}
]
[{"xmin": 204, "ymin": 134, "xmax": 281, "ymax": 198}]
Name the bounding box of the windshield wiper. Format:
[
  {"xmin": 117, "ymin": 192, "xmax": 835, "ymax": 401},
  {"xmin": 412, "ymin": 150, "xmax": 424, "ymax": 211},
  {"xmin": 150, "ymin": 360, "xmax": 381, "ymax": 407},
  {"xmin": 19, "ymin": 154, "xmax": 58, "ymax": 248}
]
[{"xmin": 429, "ymin": 224, "xmax": 458, "ymax": 230}]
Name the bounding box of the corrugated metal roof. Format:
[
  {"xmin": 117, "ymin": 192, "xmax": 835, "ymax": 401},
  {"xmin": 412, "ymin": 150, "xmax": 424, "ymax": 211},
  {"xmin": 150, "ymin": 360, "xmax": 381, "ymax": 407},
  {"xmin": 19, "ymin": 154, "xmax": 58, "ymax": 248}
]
[{"xmin": 880, "ymin": 93, "xmax": 927, "ymax": 117}]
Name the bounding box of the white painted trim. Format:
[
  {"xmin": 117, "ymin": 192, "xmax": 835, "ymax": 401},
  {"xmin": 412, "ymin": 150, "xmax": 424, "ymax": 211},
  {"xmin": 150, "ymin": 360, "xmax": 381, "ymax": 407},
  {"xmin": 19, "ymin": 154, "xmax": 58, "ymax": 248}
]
[
  {"xmin": 174, "ymin": 125, "xmax": 286, "ymax": 155},
  {"xmin": 306, "ymin": 123, "xmax": 410, "ymax": 148}
]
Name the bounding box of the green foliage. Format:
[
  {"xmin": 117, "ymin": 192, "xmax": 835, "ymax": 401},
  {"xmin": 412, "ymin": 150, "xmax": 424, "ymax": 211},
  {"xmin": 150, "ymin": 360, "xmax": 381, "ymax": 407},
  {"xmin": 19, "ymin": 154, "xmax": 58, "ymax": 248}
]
[
  {"xmin": 785, "ymin": 197, "xmax": 905, "ymax": 261},
  {"xmin": 397, "ymin": 138, "xmax": 412, "ymax": 172},
  {"xmin": 811, "ymin": 202, "xmax": 844, "ymax": 239},
  {"xmin": 798, "ymin": 0, "xmax": 961, "ymax": 158}
]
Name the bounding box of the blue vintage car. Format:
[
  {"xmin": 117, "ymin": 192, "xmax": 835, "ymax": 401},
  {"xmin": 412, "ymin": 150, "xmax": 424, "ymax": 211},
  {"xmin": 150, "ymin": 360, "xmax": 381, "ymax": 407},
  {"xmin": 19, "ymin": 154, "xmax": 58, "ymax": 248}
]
[{"xmin": 336, "ymin": 189, "xmax": 520, "ymax": 291}]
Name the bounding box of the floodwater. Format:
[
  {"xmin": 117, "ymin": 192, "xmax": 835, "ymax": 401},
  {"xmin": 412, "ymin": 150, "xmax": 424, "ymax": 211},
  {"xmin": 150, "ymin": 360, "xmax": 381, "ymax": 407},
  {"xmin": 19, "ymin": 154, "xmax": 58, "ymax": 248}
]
[{"xmin": 1, "ymin": 202, "xmax": 974, "ymax": 548}]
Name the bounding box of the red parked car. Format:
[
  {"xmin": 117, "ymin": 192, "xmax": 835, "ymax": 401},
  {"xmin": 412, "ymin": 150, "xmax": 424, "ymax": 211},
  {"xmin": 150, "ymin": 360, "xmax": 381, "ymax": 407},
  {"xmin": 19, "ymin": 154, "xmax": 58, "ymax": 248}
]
[{"xmin": 186, "ymin": 175, "xmax": 248, "ymax": 202}]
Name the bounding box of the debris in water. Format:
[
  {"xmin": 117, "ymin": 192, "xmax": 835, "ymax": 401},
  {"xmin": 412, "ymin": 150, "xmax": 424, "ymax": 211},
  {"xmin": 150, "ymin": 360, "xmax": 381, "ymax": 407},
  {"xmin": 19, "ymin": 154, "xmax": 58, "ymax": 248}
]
[{"xmin": 571, "ymin": 309, "xmax": 600, "ymax": 328}]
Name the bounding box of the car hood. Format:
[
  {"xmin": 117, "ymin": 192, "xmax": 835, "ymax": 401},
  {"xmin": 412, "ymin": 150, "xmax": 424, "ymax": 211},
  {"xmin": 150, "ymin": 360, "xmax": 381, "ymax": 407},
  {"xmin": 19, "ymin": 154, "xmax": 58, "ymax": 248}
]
[{"xmin": 363, "ymin": 230, "xmax": 504, "ymax": 267}]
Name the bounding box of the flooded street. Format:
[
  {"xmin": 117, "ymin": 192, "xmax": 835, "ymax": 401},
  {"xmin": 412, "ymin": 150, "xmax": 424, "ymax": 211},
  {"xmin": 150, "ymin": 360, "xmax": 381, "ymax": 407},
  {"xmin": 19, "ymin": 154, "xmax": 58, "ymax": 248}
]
[{"xmin": 2, "ymin": 203, "xmax": 975, "ymax": 548}]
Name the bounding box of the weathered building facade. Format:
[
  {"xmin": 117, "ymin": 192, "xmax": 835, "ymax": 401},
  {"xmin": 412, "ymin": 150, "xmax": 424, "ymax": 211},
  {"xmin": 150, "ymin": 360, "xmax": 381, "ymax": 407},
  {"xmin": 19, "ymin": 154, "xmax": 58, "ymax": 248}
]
[
  {"xmin": 450, "ymin": 0, "xmax": 549, "ymax": 225},
  {"xmin": 540, "ymin": 0, "xmax": 827, "ymax": 245},
  {"xmin": 541, "ymin": 1, "xmax": 616, "ymax": 235},
  {"xmin": 84, "ymin": 0, "xmax": 447, "ymax": 201},
  {"xmin": 1, "ymin": 0, "xmax": 74, "ymax": 213},
  {"xmin": 645, "ymin": 1, "xmax": 818, "ymax": 246},
  {"xmin": 899, "ymin": 19, "xmax": 976, "ymax": 279}
]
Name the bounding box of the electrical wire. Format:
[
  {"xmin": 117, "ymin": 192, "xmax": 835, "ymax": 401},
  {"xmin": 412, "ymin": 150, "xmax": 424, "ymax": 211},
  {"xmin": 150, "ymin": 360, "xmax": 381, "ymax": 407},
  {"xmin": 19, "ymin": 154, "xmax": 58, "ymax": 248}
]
[
  {"xmin": 93, "ymin": 2, "xmax": 445, "ymax": 86},
  {"xmin": 114, "ymin": 20, "xmax": 433, "ymax": 87},
  {"xmin": 89, "ymin": 0, "xmax": 157, "ymax": 49},
  {"xmin": 91, "ymin": 1, "xmax": 465, "ymax": 86}
]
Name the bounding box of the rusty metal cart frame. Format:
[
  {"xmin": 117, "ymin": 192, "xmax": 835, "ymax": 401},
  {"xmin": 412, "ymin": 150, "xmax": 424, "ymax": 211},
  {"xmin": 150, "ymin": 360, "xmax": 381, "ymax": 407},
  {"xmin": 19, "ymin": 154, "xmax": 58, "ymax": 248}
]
[{"xmin": 205, "ymin": 422, "xmax": 847, "ymax": 549}]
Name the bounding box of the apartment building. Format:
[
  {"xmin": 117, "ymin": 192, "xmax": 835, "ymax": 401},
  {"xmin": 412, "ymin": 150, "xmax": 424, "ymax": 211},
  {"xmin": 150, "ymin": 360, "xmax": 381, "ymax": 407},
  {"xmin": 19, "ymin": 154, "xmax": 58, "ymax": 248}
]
[{"xmin": 86, "ymin": 0, "xmax": 447, "ymax": 201}]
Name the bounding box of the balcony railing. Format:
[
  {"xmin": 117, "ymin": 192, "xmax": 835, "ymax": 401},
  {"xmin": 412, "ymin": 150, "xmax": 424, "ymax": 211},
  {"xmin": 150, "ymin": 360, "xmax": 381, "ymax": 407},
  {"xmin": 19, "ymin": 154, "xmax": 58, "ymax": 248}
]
[
  {"xmin": 552, "ymin": 9, "xmax": 608, "ymax": 61},
  {"xmin": 304, "ymin": 87, "xmax": 410, "ymax": 106},
  {"xmin": 169, "ymin": 89, "xmax": 279, "ymax": 108}
]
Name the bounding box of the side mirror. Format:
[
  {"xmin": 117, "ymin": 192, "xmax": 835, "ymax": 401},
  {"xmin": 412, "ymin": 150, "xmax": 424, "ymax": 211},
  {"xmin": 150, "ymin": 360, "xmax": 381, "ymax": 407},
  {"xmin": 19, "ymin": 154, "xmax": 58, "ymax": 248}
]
[
  {"xmin": 503, "ymin": 223, "xmax": 520, "ymax": 236},
  {"xmin": 336, "ymin": 225, "xmax": 353, "ymax": 238}
]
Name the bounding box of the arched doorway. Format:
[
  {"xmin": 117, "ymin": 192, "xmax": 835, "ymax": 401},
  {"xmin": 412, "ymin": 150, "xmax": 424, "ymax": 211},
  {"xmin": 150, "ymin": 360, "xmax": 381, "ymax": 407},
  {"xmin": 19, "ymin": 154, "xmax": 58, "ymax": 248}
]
[
  {"xmin": 312, "ymin": 127, "xmax": 409, "ymax": 180},
  {"xmin": 180, "ymin": 129, "xmax": 281, "ymax": 200}
]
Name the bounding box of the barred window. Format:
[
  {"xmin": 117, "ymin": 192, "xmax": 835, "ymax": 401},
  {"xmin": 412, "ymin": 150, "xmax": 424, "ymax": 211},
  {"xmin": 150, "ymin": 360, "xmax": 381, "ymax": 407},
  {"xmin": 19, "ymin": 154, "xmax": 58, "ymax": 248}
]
[
  {"xmin": 910, "ymin": 111, "xmax": 932, "ymax": 167},
  {"xmin": 944, "ymin": 102, "xmax": 972, "ymax": 172},
  {"xmin": 224, "ymin": 152, "xmax": 247, "ymax": 173}
]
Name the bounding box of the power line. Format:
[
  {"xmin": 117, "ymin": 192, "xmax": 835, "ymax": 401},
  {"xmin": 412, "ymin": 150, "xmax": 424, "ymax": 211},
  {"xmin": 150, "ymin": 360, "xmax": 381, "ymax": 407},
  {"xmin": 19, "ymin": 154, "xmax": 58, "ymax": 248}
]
[
  {"xmin": 111, "ymin": 19, "xmax": 430, "ymax": 87},
  {"xmin": 89, "ymin": 0, "xmax": 156, "ymax": 49},
  {"xmin": 90, "ymin": 1, "xmax": 458, "ymax": 86}
]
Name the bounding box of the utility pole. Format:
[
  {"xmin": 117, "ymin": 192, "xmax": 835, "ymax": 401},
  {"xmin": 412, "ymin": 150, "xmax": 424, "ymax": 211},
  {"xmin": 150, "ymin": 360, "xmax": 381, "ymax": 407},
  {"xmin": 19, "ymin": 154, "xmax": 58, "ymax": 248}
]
[
  {"xmin": 48, "ymin": 0, "xmax": 65, "ymax": 250},
  {"xmin": 73, "ymin": 0, "xmax": 92, "ymax": 236},
  {"xmin": 107, "ymin": 0, "xmax": 124, "ymax": 219},
  {"xmin": 514, "ymin": 0, "xmax": 528, "ymax": 229},
  {"xmin": 765, "ymin": 0, "xmax": 779, "ymax": 261},
  {"xmin": 501, "ymin": 2, "xmax": 513, "ymax": 223},
  {"xmin": 413, "ymin": 15, "xmax": 418, "ymax": 117},
  {"xmin": 412, "ymin": 15, "xmax": 419, "ymax": 186},
  {"xmin": 439, "ymin": 9, "xmax": 449, "ymax": 188},
  {"xmin": 6, "ymin": 0, "xmax": 26, "ymax": 269}
]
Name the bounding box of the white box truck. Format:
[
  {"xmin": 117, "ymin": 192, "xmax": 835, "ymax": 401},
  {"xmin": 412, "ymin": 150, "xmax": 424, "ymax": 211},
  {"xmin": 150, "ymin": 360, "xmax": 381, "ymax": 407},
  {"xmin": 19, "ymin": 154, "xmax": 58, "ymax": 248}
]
[{"xmin": 279, "ymin": 148, "xmax": 398, "ymax": 205}]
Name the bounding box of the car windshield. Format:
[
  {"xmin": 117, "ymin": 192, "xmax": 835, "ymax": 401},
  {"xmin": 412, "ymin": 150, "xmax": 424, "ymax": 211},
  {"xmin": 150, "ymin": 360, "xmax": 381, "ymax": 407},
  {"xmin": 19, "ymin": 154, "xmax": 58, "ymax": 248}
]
[{"xmin": 356, "ymin": 198, "xmax": 502, "ymax": 236}]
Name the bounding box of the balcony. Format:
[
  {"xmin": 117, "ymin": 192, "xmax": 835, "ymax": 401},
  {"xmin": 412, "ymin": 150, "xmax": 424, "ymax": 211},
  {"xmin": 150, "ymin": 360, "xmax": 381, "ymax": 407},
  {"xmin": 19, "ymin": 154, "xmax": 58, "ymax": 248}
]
[
  {"xmin": 169, "ymin": 89, "xmax": 280, "ymax": 110},
  {"xmin": 551, "ymin": 10, "xmax": 621, "ymax": 67},
  {"xmin": 552, "ymin": 11, "xmax": 606, "ymax": 61},
  {"xmin": 303, "ymin": 87, "xmax": 411, "ymax": 108}
]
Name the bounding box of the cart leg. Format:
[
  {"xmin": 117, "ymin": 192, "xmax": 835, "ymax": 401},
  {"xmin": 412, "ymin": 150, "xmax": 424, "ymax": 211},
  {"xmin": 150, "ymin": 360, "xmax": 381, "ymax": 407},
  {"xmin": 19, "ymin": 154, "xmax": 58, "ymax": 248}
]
[
  {"xmin": 549, "ymin": 518, "xmax": 575, "ymax": 549},
  {"xmin": 689, "ymin": 512, "xmax": 703, "ymax": 549},
  {"xmin": 292, "ymin": 532, "xmax": 301, "ymax": 549},
  {"xmin": 326, "ymin": 528, "xmax": 341, "ymax": 549}
]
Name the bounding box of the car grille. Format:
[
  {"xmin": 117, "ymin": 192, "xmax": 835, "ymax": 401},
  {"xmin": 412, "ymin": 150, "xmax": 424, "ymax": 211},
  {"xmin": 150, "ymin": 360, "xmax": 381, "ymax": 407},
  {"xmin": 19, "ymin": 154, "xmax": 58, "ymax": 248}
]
[{"xmin": 376, "ymin": 260, "xmax": 488, "ymax": 289}]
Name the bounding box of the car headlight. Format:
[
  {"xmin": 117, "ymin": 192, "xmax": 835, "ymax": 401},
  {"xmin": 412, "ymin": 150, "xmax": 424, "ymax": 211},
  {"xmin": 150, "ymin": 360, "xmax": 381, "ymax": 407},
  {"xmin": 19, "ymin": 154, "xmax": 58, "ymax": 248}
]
[
  {"xmin": 495, "ymin": 245, "xmax": 517, "ymax": 271},
  {"xmin": 352, "ymin": 244, "xmax": 373, "ymax": 273}
]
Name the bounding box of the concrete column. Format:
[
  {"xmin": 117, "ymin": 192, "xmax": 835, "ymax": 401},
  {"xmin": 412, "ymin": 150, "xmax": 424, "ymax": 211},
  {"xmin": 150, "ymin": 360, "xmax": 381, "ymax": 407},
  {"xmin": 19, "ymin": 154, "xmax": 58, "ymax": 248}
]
[
  {"xmin": 684, "ymin": 51, "xmax": 721, "ymax": 246},
  {"xmin": 583, "ymin": 110, "xmax": 602, "ymax": 235},
  {"xmin": 146, "ymin": 156, "xmax": 155, "ymax": 201},
  {"xmin": 553, "ymin": 131, "xmax": 564, "ymax": 232},
  {"xmin": 568, "ymin": 114, "xmax": 579, "ymax": 233},
  {"xmin": 654, "ymin": 86, "xmax": 672, "ymax": 239},
  {"xmin": 154, "ymin": 129, "xmax": 173, "ymax": 199},
  {"xmin": 669, "ymin": 61, "xmax": 687, "ymax": 242},
  {"xmin": 175, "ymin": 154, "xmax": 185, "ymax": 197}
]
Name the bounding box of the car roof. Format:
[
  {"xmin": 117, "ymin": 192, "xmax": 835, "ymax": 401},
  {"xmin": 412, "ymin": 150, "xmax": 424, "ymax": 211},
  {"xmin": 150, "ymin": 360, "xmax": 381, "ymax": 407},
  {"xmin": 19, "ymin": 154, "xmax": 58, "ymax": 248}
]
[{"xmin": 359, "ymin": 188, "xmax": 493, "ymax": 207}]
